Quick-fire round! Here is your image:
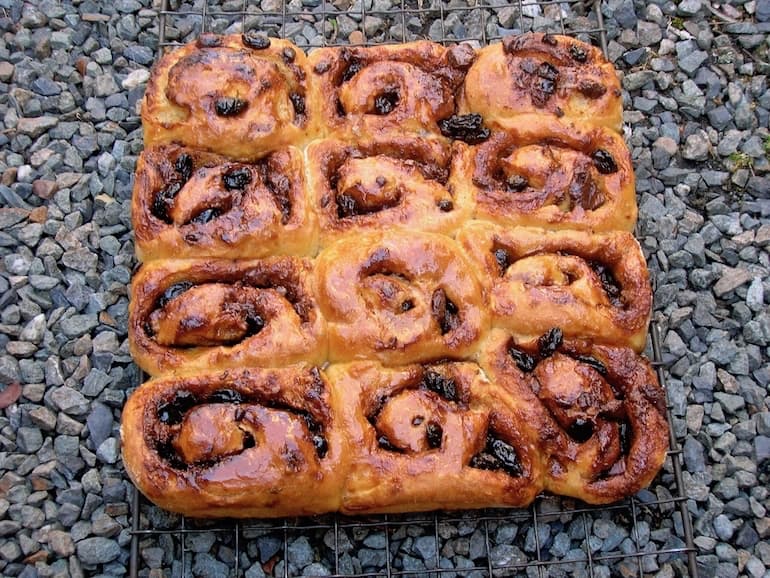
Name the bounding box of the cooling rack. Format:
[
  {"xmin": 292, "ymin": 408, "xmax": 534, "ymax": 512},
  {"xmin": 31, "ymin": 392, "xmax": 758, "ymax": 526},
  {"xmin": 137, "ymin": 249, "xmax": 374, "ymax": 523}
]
[{"xmin": 127, "ymin": 1, "xmax": 699, "ymax": 576}]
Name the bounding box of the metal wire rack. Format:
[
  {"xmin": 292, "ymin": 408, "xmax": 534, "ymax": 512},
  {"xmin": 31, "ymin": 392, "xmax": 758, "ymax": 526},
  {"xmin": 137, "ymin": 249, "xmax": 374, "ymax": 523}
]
[{"xmin": 127, "ymin": 2, "xmax": 699, "ymax": 576}]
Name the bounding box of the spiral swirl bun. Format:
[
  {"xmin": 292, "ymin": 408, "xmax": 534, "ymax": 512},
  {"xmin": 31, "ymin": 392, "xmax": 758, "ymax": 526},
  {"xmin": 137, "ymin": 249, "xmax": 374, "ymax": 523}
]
[
  {"xmin": 142, "ymin": 34, "xmax": 317, "ymax": 159},
  {"xmin": 460, "ymin": 33, "xmax": 623, "ymax": 132},
  {"xmin": 133, "ymin": 145, "xmax": 316, "ymax": 261},
  {"xmin": 315, "ymin": 231, "xmax": 488, "ymax": 364},
  {"xmin": 307, "ymin": 137, "xmax": 470, "ymax": 247},
  {"xmin": 330, "ymin": 361, "xmax": 543, "ymax": 513},
  {"xmin": 308, "ymin": 42, "xmax": 475, "ymax": 140},
  {"xmin": 129, "ymin": 257, "xmax": 326, "ymax": 375},
  {"xmin": 451, "ymin": 115, "xmax": 636, "ymax": 232},
  {"xmin": 121, "ymin": 366, "xmax": 345, "ymax": 517},
  {"xmin": 480, "ymin": 330, "xmax": 669, "ymax": 504},
  {"xmin": 458, "ymin": 222, "xmax": 652, "ymax": 351}
]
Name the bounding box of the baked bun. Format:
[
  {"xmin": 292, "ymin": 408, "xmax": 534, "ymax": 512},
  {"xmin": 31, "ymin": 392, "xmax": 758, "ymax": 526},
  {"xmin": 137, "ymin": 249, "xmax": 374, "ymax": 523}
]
[
  {"xmin": 122, "ymin": 366, "xmax": 345, "ymax": 517},
  {"xmin": 330, "ymin": 361, "xmax": 543, "ymax": 514},
  {"xmin": 129, "ymin": 257, "xmax": 326, "ymax": 376},
  {"xmin": 480, "ymin": 330, "xmax": 669, "ymax": 504},
  {"xmin": 315, "ymin": 230, "xmax": 488, "ymax": 364},
  {"xmin": 458, "ymin": 222, "xmax": 651, "ymax": 351},
  {"xmin": 306, "ymin": 136, "xmax": 470, "ymax": 247},
  {"xmin": 142, "ymin": 33, "xmax": 317, "ymax": 159},
  {"xmin": 307, "ymin": 42, "xmax": 475, "ymax": 140},
  {"xmin": 451, "ymin": 115, "xmax": 636, "ymax": 232},
  {"xmin": 132, "ymin": 144, "xmax": 316, "ymax": 261},
  {"xmin": 460, "ymin": 33, "xmax": 623, "ymax": 132}
]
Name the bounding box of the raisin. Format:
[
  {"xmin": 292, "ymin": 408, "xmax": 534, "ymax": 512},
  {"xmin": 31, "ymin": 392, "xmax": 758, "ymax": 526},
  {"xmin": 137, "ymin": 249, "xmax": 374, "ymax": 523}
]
[
  {"xmin": 566, "ymin": 418, "xmax": 594, "ymax": 443},
  {"xmin": 592, "ymin": 149, "xmax": 618, "ymax": 174},
  {"xmin": 208, "ymin": 389, "xmax": 244, "ymax": 404},
  {"xmin": 157, "ymin": 390, "xmax": 196, "ymax": 425},
  {"xmin": 336, "ymin": 193, "xmax": 358, "ymax": 218},
  {"xmin": 412, "ymin": 416, "xmax": 424, "ymax": 426},
  {"xmin": 196, "ymin": 34, "xmax": 222, "ymax": 48},
  {"xmin": 438, "ymin": 114, "xmax": 491, "ymax": 144},
  {"xmin": 506, "ymin": 174, "xmax": 528, "ymax": 192},
  {"xmin": 289, "ymin": 92, "xmax": 305, "ymax": 116},
  {"xmin": 175, "ymin": 153, "xmax": 193, "ymax": 182},
  {"xmin": 245, "ymin": 313, "xmax": 265, "ymax": 337},
  {"xmin": 341, "ymin": 61, "xmax": 363, "ymax": 82},
  {"xmin": 242, "ymin": 431, "xmax": 256, "ymax": 449},
  {"xmin": 313, "ymin": 434, "xmax": 328, "ymax": 458},
  {"xmin": 569, "ymin": 170, "xmax": 603, "ymax": 211},
  {"xmin": 188, "ymin": 208, "xmax": 221, "ymax": 224},
  {"xmin": 157, "ymin": 281, "xmax": 193, "ymax": 308},
  {"xmin": 282, "ymin": 47, "xmax": 296, "ymax": 63},
  {"xmin": 437, "ymin": 199, "xmax": 453, "ymax": 212},
  {"xmin": 508, "ymin": 345, "xmax": 536, "ymax": 373},
  {"xmin": 377, "ymin": 434, "xmax": 400, "ymax": 452},
  {"xmin": 401, "ymin": 300, "xmax": 414, "ymax": 312},
  {"xmin": 426, "ymin": 422, "xmax": 443, "ymax": 449},
  {"xmin": 373, "ymin": 91, "xmax": 399, "ymax": 115},
  {"xmin": 494, "ymin": 248, "xmax": 510, "ymax": 274},
  {"xmin": 241, "ymin": 31, "xmax": 271, "ymax": 49},
  {"xmin": 570, "ymin": 44, "xmax": 588, "ymax": 62},
  {"xmin": 151, "ymin": 182, "xmax": 182, "ymax": 223},
  {"xmin": 223, "ymin": 167, "xmax": 252, "ymax": 190},
  {"xmin": 470, "ymin": 433, "xmax": 523, "ymax": 477},
  {"xmin": 619, "ymin": 422, "xmax": 631, "ymax": 455},
  {"xmin": 421, "ymin": 370, "xmax": 458, "ymax": 402},
  {"xmin": 575, "ymin": 355, "xmax": 607, "ymax": 375},
  {"xmin": 589, "ymin": 261, "xmax": 622, "ymax": 307},
  {"xmin": 431, "ymin": 288, "xmax": 460, "ymax": 335},
  {"xmin": 542, "ymin": 33, "xmax": 557, "ymax": 46},
  {"xmin": 538, "ymin": 61, "xmax": 559, "ymax": 80},
  {"xmin": 578, "ymin": 80, "xmax": 607, "ymax": 99},
  {"xmin": 314, "ymin": 60, "xmax": 331, "ymax": 74},
  {"xmin": 537, "ymin": 327, "xmax": 563, "ymax": 358},
  {"xmin": 215, "ymin": 97, "xmax": 248, "ymax": 117}
]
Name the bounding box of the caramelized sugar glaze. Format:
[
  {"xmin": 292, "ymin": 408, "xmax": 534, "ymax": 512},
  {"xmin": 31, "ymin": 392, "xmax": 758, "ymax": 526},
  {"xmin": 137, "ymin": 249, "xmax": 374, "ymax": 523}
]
[{"xmin": 125, "ymin": 33, "xmax": 667, "ymax": 517}]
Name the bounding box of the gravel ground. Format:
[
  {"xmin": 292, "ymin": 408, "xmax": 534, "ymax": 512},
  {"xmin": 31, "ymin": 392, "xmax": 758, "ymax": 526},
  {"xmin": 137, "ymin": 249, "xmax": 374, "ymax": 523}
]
[{"xmin": 0, "ymin": 0, "xmax": 768, "ymax": 576}]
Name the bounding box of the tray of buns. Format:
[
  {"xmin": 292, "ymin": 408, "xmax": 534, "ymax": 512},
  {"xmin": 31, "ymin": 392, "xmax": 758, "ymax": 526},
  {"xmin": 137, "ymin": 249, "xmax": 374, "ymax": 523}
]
[{"xmin": 123, "ymin": 31, "xmax": 669, "ymax": 519}]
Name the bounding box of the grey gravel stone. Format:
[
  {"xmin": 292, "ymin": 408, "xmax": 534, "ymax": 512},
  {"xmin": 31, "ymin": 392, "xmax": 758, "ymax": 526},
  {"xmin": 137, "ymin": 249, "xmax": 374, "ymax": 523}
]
[{"xmin": 76, "ymin": 537, "xmax": 121, "ymax": 565}]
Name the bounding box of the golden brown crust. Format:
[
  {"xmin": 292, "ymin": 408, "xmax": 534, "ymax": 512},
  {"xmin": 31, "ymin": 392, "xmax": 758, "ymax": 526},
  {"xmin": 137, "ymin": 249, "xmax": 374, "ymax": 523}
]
[
  {"xmin": 459, "ymin": 34, "xmax": 623, "ymax": 133},
  {"xmin": 132, "ymin": 144, "xmax": 317, "ymax": 261},
  {"xmin": 129, "ymin": 257, "xmax": 326, "ymax": 376},
  {"xmin": 451, "ymin": 115, "xmax": 636, "ymax": 232},
  {"xmin": 121, "ymin": 366, "xmax": 345, "ymax": 517},
  {"xmin": 306, "ymin": 136, "xmax": 471, "ymax": 247},
  {"xmin": 330, "ymin": 361, "xmax": 543, "ymax": 513},
  {"xmin": 307, "ymin": 42, "xmax": 475, "ymax": 140},
  {"xmin": 142, "ymin": 34, "xmax": 318, "ymax": 159},
  {"xmin": 480, "ymin": 330, "xmax": 669, "ymax": 504},
  {"xmin": 458, "ymin": 222, "xmax": 651, "ymax": 351},
  {"xmin": 314, "ymin": 231, "xmax": 489, "ymax": 364}
]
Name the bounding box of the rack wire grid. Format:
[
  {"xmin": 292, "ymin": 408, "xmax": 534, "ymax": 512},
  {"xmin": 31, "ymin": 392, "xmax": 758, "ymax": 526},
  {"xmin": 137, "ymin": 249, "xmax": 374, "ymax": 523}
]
[{"xmin": 128, "ymin": 2, "xmax": 699, "ymax": 577}]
